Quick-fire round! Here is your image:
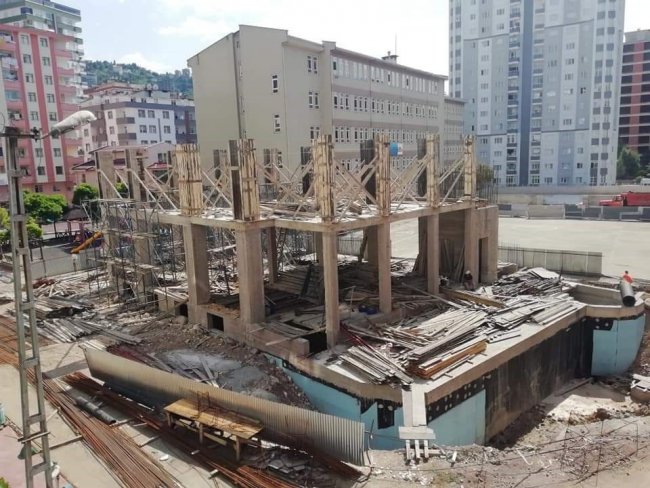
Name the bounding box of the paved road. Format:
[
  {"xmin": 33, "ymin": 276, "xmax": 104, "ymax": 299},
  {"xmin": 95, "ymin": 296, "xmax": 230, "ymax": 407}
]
[{"xmin": 389, "ymin": 218, "xmax": 650, "ymax": 280}]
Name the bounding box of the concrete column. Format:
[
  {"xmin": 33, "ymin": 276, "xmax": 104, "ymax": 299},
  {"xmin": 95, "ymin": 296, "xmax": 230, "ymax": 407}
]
[
  {"xmin": 377, "ymin": 222, "xmax": 392, "ymax": 314},
  {"xmin": 183, "ymin": 224, "xmax": 210, "ymax": 322},
  {"xmin": 365, "ymin": 227, "xmax": 379, "ymax": 266},
  {"xmin": 236, "ymin": 228, "xmax": 266, "ymax": 327},
  {"xmin": 464, "ymin": 208, "xmax": 479, "ymax": 284},
  {"xmin": 267, "ymin": 228, "xmax": 279, "ymax": 284},
  {"xmin": 426, "ymin": 214, "xmax": 440, "ymax": 294},
  {"xmin": 483, "ymin": 207, "xmax": 499, "ymax": 283},
  {"xmin": 321, "ymin": 231, "xmax": 340, "ymax": 348}
]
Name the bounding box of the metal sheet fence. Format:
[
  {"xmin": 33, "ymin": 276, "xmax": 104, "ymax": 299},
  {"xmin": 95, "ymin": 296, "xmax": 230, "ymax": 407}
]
[{"xmin": 84, "ymin": 349, "xmax": 366, "ymax": 465}]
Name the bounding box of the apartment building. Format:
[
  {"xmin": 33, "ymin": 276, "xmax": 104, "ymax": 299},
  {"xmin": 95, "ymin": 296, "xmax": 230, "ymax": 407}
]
[
  {"xmin": 0, "ymin": 0, "xmax": 84, "ymax": 200},
  {"xmin": 619, "ymin": 29, "xmax": 650, "ymax": 160},
  {"xmin": 450, "ymin": 0, "xmax": 625, "ymax": 187},
  {"xmin": 188, "ymin": 25, "xmax": 464, "ymax": 174},
  {"xmin": 80, "ymin": 82, "xmax": 196, "ymax": 158}
]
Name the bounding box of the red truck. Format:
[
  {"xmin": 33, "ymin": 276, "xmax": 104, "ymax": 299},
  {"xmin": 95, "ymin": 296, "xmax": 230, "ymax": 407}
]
[{"xmin": 599, "ymin": 192, "xmax": 650, "ymax": 206}]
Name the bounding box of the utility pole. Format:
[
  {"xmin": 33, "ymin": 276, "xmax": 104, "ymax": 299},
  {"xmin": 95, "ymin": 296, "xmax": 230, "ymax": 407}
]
[{"xmin": 2, "ymin": 126, "xmax": 53, "ymax": 488}]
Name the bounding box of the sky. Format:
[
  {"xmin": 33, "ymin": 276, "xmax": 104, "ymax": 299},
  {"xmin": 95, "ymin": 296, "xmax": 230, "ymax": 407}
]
[{"xmin": 66, "ymin": 0, "xmax": 650, "ymax": 77}]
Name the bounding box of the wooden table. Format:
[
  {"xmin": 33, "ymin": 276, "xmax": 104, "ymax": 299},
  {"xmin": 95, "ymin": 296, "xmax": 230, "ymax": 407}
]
[{"xmin": 164, "ymin": 397, "xmax": 263, "ymax": 461}]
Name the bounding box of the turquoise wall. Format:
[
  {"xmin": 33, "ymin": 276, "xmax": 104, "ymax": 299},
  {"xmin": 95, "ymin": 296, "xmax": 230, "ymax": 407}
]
[
  {"xmin": 270, "ymin": 357, "xmax": 486, "ymax": 449},
  {"xmin": 592, "ymin": 315, "xmax": 646, "ymax": 376},
  {"xmin": 430, "ymin": 390, "xmax": 485, "ymax": 446}
]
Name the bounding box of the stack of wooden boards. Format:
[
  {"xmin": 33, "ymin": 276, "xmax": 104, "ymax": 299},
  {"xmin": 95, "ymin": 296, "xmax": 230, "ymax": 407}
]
[{"xmin": 336, "ymin": 268, "xmax": 582, "ymax": 384}]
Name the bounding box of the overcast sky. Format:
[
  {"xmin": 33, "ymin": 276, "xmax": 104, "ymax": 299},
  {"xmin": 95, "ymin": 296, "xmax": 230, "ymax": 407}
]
[{"xmin": 67, "ymin": 0, "xmax": 649, "ymax": 77}]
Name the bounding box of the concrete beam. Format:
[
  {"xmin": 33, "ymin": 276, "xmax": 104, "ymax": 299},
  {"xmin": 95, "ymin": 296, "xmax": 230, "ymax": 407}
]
[
  {"xmin": 236, "ymin": 228, "xmax": 266, "ymax": 327},
  {"xmin": 183, "ymin": 224, "xmax": 210, "ymax": 322},
  {"xmin": 321, "ymin": 231, "xmax": 340, "ymax": 348}
]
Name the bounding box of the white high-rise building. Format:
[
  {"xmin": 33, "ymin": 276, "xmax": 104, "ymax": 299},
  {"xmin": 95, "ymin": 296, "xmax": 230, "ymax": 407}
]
[{"xmin": 450, "ymin": 0, "xmax": 625, "ymax": 186}]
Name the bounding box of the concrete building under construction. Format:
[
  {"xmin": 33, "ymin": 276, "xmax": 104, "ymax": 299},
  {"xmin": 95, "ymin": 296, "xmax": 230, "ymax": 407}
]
[{"xmin": 87, "ymin": 128, "xmax": 648, "ymax": 454}]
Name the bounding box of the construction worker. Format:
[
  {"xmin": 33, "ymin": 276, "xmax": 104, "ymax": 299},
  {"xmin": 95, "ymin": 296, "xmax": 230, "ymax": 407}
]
[
  {"xmin": 622, "ymin": 270, "xmax": 633, "ymax": 284},
  {"xmin": 463, "ymin": 270, "xmax": 475, "ymax": 291}
]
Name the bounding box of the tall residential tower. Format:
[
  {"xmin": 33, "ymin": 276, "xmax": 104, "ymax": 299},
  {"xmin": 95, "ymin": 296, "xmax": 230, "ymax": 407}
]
[
  {"xmin": 0, "ymin": 0, "xmax": 84, "ymax": 200},
  {"xmin": 450, "ymin": 0, "xmax": 625, "ymax": 186}
]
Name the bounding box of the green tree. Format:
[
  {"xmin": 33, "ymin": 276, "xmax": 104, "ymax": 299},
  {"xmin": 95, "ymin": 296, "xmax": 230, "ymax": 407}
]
[
  {"xmin": 23, "ymin": 192, "xmax": 67, "ymax": 222},
  {"xmin": 26, "ymin": 217, "xmax": 43, "ymax": 239},
  {"xmin": 0, "ymin": 476, "xmax": 11, "ymax": 488},
  {"xmin": 72, "ymin": 183, "xmax": 99, "ymax": 205},
  {"xmin": 617, "ymin": 146, "xmax": 641, "ymax": 180},
  {"xmin": 115, "ymin": 181, "xmax": 129, "ymax": 198},
  {"xmin": 0, "ymin": 207, "xmax": 9, "ymax": 229}
]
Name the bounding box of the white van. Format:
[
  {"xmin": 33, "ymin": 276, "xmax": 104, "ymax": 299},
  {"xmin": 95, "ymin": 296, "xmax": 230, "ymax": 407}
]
[{"xmin": 641, "ymin": 178, "xmax": 650, "ymax": 186}]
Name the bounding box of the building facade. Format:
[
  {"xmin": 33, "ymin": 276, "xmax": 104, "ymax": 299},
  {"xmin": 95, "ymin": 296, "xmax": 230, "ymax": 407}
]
[
  {"xmin": 188, "ymin": 25, "xmax": 464, "ymax": 174},
  {"xmin": 0, "ymin": 0, "xmax": 84, "ymax": 200},
  {"xmin": 450, "ymin": 0, "xmax": 625, "ymax": 186},
  {"xmin": 619, "ymin": 29, "xmax": 650, "ymax": 160},
  {"xmin": 79, "ymin": 82, "xmax": 196, "ymax": 158}
]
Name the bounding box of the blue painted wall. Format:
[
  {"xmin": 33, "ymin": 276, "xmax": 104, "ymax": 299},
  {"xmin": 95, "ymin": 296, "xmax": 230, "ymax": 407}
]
[
  {"xmin": 430, "ymin": 390, "xmax": 485, "ymax": 446},
  {"xmin": 592, "ymin": 315, "xmax": 646, "ymax": 376},
  {"xmin": 270, "ymin": 356, "xmax": 486, "ymax": 449}
]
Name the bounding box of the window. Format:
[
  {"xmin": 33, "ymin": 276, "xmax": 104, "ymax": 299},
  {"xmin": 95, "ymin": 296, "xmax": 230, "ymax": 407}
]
[
  {"xmin": 46, "ymin": 93, "xmax": 55, "ymax": 103},
  {"xmin": 28, "ymin": 92, "xmax": 37, "ymax": 102},
  {"xmin": 23, "ymin": 54, "xmax": 31, "ymax": 64},
  {"xmin": 35, "ymin": 148, "xmax": 43, "ymax": 157},
  {"xmin": 107, "ymin": 111, "xmax": 113, "ymax": 119},
  {"xmin": 139, "ymin": 125, "xmax": 147, "ymax": 133},
  {"xmin": 42, "ymin": 56, "xmax": 50, "ymax": 66},
  {"xmin": 83, "ymin": 128, "xmax": 89, "ymax": 137},
  {"xmin": 162, "ymin": 110, "xmax": 170, "ymax": 119},
  {"xmin": 149, "ymin": 125, "xmax": 157, "ymax": 133},
  {"xmin": 308, "ymin": 91, "xmax": 319, "ymax": 109},
  {"xmin": 138, "ymin": 109, "xmax": 146, "ymax": 117},
  {"xmin": 53, "ymin": 148, "xmax": 61, "ymax": 157},
  {"xmin": 49, "ymin": 112, "xmax": 57, "ymax": 121},
  {"xmin": 30, "ymin": 111, "xmax": 39, "ymax": 121},
  {"xmin": 271, "ymin": 75, "xmax": 279, "ymax": 93},
  {"xmin": 163, "ymin": 125, "xmax": 171, "ymax": 134},
  {"xmin": 273, "ymin": 114, "xmax": 281, "ymax": 133},
  {"xmin": 20, "ymin": 34, "xmax": 29, "ymax": 45},
  {"xmin": 39, "ymin": 38, "xmax": 48, "ymax": 47},
  {"xmin": 148, "ymin": 110, "xmax": 155, "ymax": 118},
  {"xmin": 37, "ymin": 166, "xmax": 45, "ymax": 175},
  {"xmin": 25, "ymin": 73, "xmax": 34, "ymax": 83},
  {"xmin": 310, "ymin": 126, "xmax": 320, "ymax": 141},
  {"xmin": 55, "ymin": 166, "xmax": 63, "ymax": 175},
  {"xmin": 307, "ymin": 55, "xmax": 318, "ymax": 74},
  {"xmin": 109, "ymin": 126, "xmax": 115, "ymax": 135},
  {"xmin": 44, "ymin": 75, "xmax": 52, "ymax": 85}
]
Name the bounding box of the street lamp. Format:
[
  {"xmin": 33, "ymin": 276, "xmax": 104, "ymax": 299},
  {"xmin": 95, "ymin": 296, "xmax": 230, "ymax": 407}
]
[{"xmin": 0, "ymin": 109, "xmax": 96, "ymax": 488}]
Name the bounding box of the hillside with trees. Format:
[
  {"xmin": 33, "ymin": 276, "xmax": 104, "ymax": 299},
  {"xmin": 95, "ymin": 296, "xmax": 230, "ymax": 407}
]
[{"xmin": 84, "ymin": 60, "xmax": 193, "ymax": 97}]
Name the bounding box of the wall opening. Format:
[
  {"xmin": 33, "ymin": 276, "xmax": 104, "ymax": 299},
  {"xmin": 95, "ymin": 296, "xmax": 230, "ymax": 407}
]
[{"xmin": 208, "ymin": 313, "xmax": 224, "ymax": 331}]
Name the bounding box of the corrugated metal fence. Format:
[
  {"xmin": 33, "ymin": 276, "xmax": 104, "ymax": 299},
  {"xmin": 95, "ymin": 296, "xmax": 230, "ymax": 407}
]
[{"xmin": 84, "ymin": 349, "xmax": 366, "ymax": 465}]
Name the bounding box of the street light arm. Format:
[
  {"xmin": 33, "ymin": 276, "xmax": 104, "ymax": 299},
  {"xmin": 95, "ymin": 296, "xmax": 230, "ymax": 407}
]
[{"xmin": 44, "ymin": 110, "xmax": 97, "ymax": 139}]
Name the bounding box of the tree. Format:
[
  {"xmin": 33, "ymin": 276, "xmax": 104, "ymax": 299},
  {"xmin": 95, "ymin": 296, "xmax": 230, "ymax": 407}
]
[
  {"xmin": 26, "ymin": 217, "xmax": 43, "ymax": 239},
  {"xmin": 617, "ymin": 146, "xmax": 641, "ymax": 180},
  {"xmin": 23, "ymin": 192, "xmax": 67, "ymax": 222},
  {"xmin": 72, "ymin": 183, "xmax": 99, "ymax": 205},
  {"xmin": 115, "ymin": 181, "xmax": 129, "ymax": 198},
  {"xmin": 0, "ymin": 207, "xmax": 9, "ymax": 229}
]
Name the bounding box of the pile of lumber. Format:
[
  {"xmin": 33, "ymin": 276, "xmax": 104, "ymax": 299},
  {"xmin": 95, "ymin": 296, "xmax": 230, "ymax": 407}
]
[
  {"xmin": 34, "ymin": 296, "xmax": 92, "ymax": 319},
  {"xmin": 335, "ymin": 268, "xmax": 583, "ymax": 384},
  {"xmin": 38, "ymin": 317, "xmax": 141, "ymax": 345},
  {"xmin": 33, "ymin": 270, "xmax": 109, "ymax": 297}
]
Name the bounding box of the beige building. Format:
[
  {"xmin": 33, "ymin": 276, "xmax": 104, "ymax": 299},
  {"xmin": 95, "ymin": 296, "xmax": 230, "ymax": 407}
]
[{"xmin": 188, "ymin": 25, "xmax": 464, "ymax": 172}]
